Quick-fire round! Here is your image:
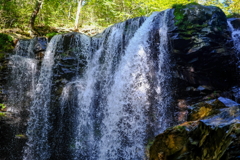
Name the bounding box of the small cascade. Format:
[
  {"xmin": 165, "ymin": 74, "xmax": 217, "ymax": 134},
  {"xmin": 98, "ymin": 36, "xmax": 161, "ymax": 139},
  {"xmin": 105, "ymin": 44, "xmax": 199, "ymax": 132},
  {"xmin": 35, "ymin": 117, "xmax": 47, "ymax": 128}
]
[
  {"xmin": 23, "ymin": 35, "xmax": 63, "ymax": 160},
  {"xmin": 8, "ymin": 39, "xmax": 38, "ymax": 113},
  {"xmin": 228, "ymin": 19, "xmax": 240, "ymax": 70},
  {"xmin": 228, "ymin": 19, "xmax": 240, "ymax": 102},
  {"xmin": 7, "ymin": 56, "xmax": 37, "ymax": 113},
  {"xmin": 6, "ymin": 40, "xmax": 39, "ymax": 160},
  {"xmin": 14, "ymin": 39, "xmax": 36, "ymax": 58}
]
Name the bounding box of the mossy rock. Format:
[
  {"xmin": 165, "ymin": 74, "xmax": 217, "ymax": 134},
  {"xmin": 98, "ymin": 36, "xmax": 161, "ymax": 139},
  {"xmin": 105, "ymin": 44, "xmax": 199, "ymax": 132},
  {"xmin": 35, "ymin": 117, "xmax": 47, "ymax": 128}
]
[
  {"xmin": 187, "ymin": 99, "xmax": 226, "ymax": 121},
  {"xmin": 150, "ymin": 120, "xmax": 235, "ymax": 160},
  {"xmin": 173, "ymin": 3, "xmax": 227, "ymax": 32}
]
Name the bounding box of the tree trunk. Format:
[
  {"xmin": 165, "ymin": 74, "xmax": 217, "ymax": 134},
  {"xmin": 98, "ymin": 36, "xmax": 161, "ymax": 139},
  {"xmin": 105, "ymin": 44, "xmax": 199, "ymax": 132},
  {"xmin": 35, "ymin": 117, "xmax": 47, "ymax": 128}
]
[
  {"xmin": 30, "ymin": 0, "xmax": 43, "ymax": 36},
  {"xmin": 74, "ymin": 0, "xmax": 83, "ymax": 30}
]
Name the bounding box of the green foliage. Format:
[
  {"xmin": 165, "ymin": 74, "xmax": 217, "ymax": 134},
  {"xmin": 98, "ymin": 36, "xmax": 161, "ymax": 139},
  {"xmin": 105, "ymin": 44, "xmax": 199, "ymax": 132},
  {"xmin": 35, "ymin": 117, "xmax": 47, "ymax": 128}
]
[
  {"xmin": 0, "ymin": 0, "xmax": 240, "ymax": 34},
  {"xmin": 172, "ymin": 2, "xmax": 199, "ymax": 9},
  {"xmin": 46, "ymin": 32, "xmax": 59, "ymax": 38},
  {"xmin": 0, "ymin": 103, "xmax": 6, "ymax": 109},
  {"xmin": 0, "ymin": 33, "xmax": 13, "ymax": 52},
  {"xmin": 173, "ymin": 3, "xmax": 201, "ymax": 26},
  {"xmin": 0, "ymin": 112, "xmax": 6, "ymax": 118},
  {"xmin": 174, "ymin": 125, "xmax": 186, "ymax": 131}
]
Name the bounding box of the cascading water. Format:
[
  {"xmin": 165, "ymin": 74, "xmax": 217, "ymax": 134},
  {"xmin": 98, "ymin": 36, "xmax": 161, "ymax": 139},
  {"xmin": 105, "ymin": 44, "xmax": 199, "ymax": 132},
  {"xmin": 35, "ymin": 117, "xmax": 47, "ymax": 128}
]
[
  {"xmin": 8, "ymin": 56, "xmax": 37, "ymax": 113},
  {"xmin": 8, "ymin": 9, "xmax": 175, "ymax": 160},
  {"xmin": 6, "ymin": 39, "xmax": 39, "ymax": 160},
  {"xmin": 98, "ymin": 10, "xmax": 173, "ymax": 159},
  {"xmin": 23, "ymin": 35, "xmax": 63, "ymax": 160},
  {"xmin": 228, "ymin": 19, "xmax": 240, "ymax": 102},
  {"xmin": 57, "ymin": 9, "xmax": 173, "ymax": 159},
  {"xmin": 50, "ymin": 33, "xmax": 91, "ymax": 160}
]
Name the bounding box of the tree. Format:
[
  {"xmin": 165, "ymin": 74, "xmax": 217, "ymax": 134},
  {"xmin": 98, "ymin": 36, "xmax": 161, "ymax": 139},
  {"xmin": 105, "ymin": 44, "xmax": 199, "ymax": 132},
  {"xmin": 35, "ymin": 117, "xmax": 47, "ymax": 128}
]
[
  {"xmin": 75, "ymin": 0, "xmax": 83, "ymax": 29},
  {"xmin": 30, "ymin": 0, "xmax": 44, "ymax": 35}
]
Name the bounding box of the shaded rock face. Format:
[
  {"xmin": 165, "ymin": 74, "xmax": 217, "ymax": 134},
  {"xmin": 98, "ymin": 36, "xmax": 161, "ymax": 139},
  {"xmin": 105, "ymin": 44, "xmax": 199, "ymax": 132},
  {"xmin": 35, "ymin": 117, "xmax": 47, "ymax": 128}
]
[
  {"xmin": 170, "ymin": 4, "xmax": 236, "ymax": 90},
  {"xmin": 150, "ymin": 98, "xmax": 240, "ymax": 160},
  {"xmin": 170, "ymin": 4, "xmax": 239, "ymax": 128},
  {"xmin": 0, "ymin": 37, "xmax": 48, "ymax": 160}
]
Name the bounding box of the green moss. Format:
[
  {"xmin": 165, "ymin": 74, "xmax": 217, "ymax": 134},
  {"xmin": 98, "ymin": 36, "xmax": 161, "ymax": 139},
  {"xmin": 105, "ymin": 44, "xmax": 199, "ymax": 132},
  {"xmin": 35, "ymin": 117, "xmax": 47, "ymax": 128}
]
[
  {"xmin": 172, "ymin": 3, "xmax": 201, "ymax": 28},
  {"xmin": 0, "ymin": 103, "xmax": 6, "ymax": 110},
  {"xmin": 46, "ymin": 32, "xmax": 59, "ymax": 39},
  {"xmin": 146, "ymin": 139, "xmax": 154, "ymax": 150},
  {"xmin": 0, "ymin": 112, "xmax": 6, "ymax": 118},
  {"xmin": 173, "ymin": 125, "xmax": 186, "ymax": 132},
  {"xmin": 15, "ymin": 134, "xmax": 27, "ymax": 139}
]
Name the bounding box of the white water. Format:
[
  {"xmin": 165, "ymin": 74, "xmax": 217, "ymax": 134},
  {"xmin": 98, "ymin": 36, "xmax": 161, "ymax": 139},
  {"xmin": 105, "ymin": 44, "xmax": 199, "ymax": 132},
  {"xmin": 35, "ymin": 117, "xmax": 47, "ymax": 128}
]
[
  {"xmin": 7, "ymin": 55, "xmax": 37, "ymax": 113},
  {"xmin": 14, "ymin": 39, "xmax": 36, "ymax": 57},
  {"xmin": 228, "ymin": 19, "xmax": 240, "ymax": 102},
  {"xmin": 56, "ymin": 10, "xmax": 173, "ymax": 160},
  {"xmin": 23, "ymin": 35, "xmax": 63, "ymax": 160},
  {"xmin": 9, "ymin": 10, "xmax": 174, "ymax": 160}
]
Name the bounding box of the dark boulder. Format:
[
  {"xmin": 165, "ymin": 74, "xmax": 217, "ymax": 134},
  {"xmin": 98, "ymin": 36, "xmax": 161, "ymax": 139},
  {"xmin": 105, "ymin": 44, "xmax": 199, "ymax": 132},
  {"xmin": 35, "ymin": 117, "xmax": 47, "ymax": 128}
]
[{"xmin": 170, "ymin": 4, "xmax": 237, "ymax": 89}]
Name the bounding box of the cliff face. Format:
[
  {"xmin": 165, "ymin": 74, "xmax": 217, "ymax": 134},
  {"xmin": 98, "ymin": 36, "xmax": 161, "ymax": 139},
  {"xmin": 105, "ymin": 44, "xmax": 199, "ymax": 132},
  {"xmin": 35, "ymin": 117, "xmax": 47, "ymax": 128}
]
[{"xmin": 150, "ymin": 4, "xmax": 240, "ymax": 160}]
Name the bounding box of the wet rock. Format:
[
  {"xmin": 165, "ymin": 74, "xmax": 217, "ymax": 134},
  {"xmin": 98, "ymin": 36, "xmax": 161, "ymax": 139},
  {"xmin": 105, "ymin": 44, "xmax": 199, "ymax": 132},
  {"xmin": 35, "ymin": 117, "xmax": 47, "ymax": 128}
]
[
  {"xmin": 228, "ymin": 18, "xmax": 240, "ymax": 30},
  {"xmin": 218, "ymin": 97, "xmax": 240, "ymax": 108},
  {"xmin": 0, "ymin": 112, "xmax": 27, "ymax": 160},
  {"xmin": 150, "ymin": 101, "xmax": 240, "ymax": 160},
  {"xmin": 33, "ymin": 37, "xmax": 47, "ymax": 53},
  {"xmin": 187, "ymin": 99, "xmax": 226, "ymax": 121}
]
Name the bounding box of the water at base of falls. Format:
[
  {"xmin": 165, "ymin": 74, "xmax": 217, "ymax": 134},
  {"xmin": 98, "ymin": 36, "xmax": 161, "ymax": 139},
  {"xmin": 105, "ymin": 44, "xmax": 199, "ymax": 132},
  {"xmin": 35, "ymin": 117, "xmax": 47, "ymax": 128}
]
[{"xmin": 10, "ymin": 10, "xmax": 174, "ymax": 160}]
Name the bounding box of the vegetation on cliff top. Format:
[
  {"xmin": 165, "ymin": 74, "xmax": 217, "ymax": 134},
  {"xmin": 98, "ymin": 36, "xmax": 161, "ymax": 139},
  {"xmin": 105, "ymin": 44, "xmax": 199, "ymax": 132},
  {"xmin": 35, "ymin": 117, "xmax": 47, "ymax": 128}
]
[{"xmin": 0, "ymin": 0, "xmax": 239, "ymax": 37}]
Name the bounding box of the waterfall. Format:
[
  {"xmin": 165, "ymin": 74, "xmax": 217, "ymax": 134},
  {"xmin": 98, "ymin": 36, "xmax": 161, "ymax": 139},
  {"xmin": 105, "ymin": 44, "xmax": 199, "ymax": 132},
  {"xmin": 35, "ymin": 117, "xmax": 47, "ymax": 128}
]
[
  {"xmin": 55, "ymin": 9, "xmax": 173, "ymax": 159},
  {"xmin": 6, "ymin": 40, "xmax": 38, "ymax": 160},
  {"xmin": 228, "ymin": 19, "xmax": 240, "ymax": 71},
  {"xmin": 7, "ymin": 56, "xmax": 37, "ymax": 113},
  {"xmin": 97, "ymin": 10, "xmax": 172, "ymax": 159},
  {"xmin": 8, "ymin": 9, "xmax": 174, "ymax": 160},
  {"xmin": 8, "ymin": 39, "xmax": 38, "ymax": 113},
  {"xmin": 23, "ymin": 35, "xmax": 63, "ymax": 160}
]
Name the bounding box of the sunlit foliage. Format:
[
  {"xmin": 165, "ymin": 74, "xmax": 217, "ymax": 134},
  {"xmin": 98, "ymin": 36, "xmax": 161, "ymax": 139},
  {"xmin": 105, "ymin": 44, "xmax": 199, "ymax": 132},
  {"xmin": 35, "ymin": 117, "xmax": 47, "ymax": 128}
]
[{"xmin": 0, "ymin": 0, "xmax": 240, "ymax": 31}]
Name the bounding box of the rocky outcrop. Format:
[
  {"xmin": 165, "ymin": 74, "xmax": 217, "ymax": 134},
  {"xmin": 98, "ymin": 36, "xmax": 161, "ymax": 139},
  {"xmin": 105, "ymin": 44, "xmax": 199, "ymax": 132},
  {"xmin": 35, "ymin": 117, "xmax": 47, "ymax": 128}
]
[
  {"xmin": 150, "ymin": 4, "xmax": 240, "ymax": 160},
  {"xmin": 150, "ymin": 98, "xmax": 240, "ymax": 160},
  {"xmin": 170, "ymin": 4, "xmax": 237, "ymax": 90}
]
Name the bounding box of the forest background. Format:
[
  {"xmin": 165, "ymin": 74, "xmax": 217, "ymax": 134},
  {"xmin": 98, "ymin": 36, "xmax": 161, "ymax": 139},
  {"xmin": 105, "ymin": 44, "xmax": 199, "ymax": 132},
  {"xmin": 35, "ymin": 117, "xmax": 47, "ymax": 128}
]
[{"xmin": 0, "ymin": 0, "xmax": 239, "ymax": 38}]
